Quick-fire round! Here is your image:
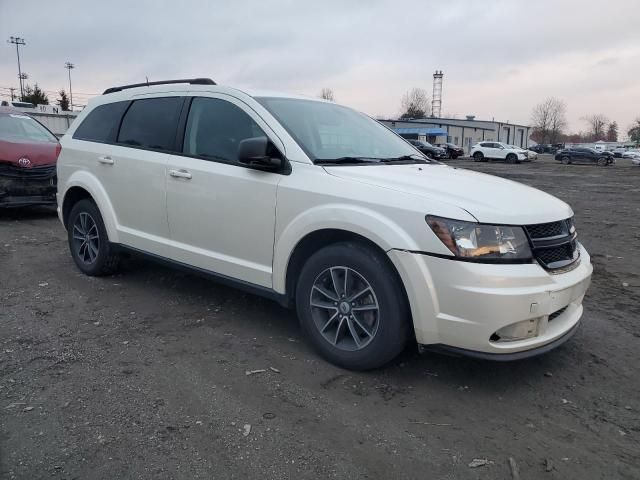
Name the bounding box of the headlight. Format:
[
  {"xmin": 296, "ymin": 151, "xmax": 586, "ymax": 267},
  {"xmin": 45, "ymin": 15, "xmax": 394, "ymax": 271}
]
[{"xmin": 426, "ymin": 215, "xmax": 532, "ymax": 261}]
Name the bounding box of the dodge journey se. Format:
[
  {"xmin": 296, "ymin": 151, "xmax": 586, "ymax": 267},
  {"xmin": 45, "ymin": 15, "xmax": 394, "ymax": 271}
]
[{"xmin": 57, "ymin": 78, "xmax": 592, "ymax": 370}]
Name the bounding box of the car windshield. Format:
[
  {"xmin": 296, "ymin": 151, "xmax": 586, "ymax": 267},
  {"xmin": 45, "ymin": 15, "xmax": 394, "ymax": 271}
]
[
  {"xmin": 0, "ymin": 113, "xmax": 58, "ymax": 143},
  {"xmin": 256, "ymin": 97, "xmax": 421, "ymax": 163},
  {"xmin": 416, "ymin": 140, "xmax": 434, "ymax": 147}
]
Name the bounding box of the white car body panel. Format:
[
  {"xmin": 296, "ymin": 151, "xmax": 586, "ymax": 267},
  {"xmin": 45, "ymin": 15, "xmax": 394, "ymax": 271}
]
[
  {"xmin": 322, "ymin": 163, "xmax": 573, "ymax": 225},
  {"xmin": 57, "ymin": 82, "xmax": 592, "ymax": 358}
]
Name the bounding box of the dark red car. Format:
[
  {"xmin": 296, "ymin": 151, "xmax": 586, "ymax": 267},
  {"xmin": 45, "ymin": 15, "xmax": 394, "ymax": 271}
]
[{"xmin": 0, "ymin": 107, "xmax": 60, "ymax": 207}]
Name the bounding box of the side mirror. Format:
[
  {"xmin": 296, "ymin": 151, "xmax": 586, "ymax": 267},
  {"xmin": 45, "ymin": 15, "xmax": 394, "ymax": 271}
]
[{"xmin": 238, "ymin": 136, "xmax": 283, "ymax": 171}]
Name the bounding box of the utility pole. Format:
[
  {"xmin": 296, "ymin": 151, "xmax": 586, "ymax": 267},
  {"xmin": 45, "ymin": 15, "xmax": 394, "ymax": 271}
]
[
  {"xmin": 7, "ymin": 36, "xmax": 26, "ymax": 99},
  {"xmin": 64, "ymin": 62, "xmax": 75, "ymax": 110}
]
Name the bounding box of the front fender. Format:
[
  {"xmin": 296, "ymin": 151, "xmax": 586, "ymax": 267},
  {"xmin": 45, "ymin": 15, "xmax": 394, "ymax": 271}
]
[
  {"xmin": 272, "ymin": 203, "xmax": 421, "ymax": 294},
  {"xmin": 61, "ymin": 171, "xmax": 119, "ymax": 243}
]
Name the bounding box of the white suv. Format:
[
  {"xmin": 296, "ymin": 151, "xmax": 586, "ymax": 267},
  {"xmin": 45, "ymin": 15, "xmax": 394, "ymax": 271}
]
[
  {"xmin": 471, "ymin": 141, "xmax": 529, "ymax": 163},
  {"xmin": 57, "ymin": 78, "xmax": 592, "ymax": 370}
]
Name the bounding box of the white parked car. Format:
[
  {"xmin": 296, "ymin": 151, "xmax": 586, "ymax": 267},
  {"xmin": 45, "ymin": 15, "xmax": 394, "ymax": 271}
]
[
  {"xmin": 470, "ymin": 141, "xmax": 529, "ymax": 163},
  {"xmin": 622, "ymin": 150, "xmax": 640, "ymax": 160},
  {"xmin": 56, "ymin": 78, "xmax": 592, "ymax": 370}
]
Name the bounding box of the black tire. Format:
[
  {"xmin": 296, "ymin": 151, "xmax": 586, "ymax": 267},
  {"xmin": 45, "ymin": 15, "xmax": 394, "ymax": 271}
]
[
  {"xmin": 295, "ymin": 242, "xmax": 410, "ymax": 370},
  {"xmin": 561, "ymin": 156, "xmax": 571, "ymax": 165},
  {"xmin": 597, "ymin": 157, "xmax": 607, "ymax": 166},
  {"xmin": 506, "ymin": 153, "xmax": 517, "ymax": 164},
  {"xmin": 473, "ymin": 152, "xmax": 484, "ymax": 162},
  {"xmin": 67, "ymin": 199, "xmax": 119, "ymax": 276}
]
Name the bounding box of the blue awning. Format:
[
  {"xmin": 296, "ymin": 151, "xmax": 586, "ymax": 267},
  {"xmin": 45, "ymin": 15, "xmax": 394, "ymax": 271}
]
[{"xmin": 393, "ymin": 127, "xmax": 448, "ymax": 136}]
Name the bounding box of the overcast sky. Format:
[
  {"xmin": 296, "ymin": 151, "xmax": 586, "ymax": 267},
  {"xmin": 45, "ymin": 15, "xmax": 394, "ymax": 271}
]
[{"xmin": 1, "ymin": 0, "xmax": 639, "ymax": 135}]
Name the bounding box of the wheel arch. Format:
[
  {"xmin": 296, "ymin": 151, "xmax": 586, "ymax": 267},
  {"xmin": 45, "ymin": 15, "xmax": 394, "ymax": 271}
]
[
  {"xmin": 279, "ymin": 228, "xmax": 411, "ymax": 315},
  {"xmin": 60, "ymin": 173, "xmax": 119, "ymax": 242}
]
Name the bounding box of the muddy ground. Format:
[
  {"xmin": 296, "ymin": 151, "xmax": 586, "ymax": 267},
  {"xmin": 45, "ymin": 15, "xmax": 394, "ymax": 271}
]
[{"xmin": 1, "ymin": 155, "xmax": 639, "ymax": 479}]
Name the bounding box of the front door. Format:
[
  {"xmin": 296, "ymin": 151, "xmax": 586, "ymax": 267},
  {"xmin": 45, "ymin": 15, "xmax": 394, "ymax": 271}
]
[{"xmin": 165, "ymin": 95, "xmax": 285, "ymax": 288}]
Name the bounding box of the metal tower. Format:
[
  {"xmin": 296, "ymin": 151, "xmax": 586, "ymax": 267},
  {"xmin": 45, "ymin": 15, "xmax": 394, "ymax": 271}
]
[{"xmin": 431, "ymin": 70, "xmax": 443, "ymax": 118}]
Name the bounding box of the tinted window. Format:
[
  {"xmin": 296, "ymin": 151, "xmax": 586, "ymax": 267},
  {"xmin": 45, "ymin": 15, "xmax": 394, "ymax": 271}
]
[
  {"xmin": 117, "ymin": 97, "xmax": 182, "ymax": 151},
  {"xmin": 183, "ymin": 97, "xmax": 265, "ymax": 163},
  {"xmin": 0, "ymin": 113, "xmax": 58, "ymax": 143},
  {"xmin": 74, "ymin": 101, "xmax": 129, "ymax": 143}
]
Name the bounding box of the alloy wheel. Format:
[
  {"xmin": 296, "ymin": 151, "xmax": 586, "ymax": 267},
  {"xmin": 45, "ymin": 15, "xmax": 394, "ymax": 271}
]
[
  {"xmin": 309, "ymin": 266, "xmax": 380, "ymax": 351},
  {"xmin": 72, "ymin": 212, "xmax": 100, "ymax": 264}
]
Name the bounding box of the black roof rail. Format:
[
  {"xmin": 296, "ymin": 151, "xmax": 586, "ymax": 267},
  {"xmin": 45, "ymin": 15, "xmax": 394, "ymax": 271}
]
[{"xmin": 103, "ymin": 78, "xmax": 216, "ymax": 95}]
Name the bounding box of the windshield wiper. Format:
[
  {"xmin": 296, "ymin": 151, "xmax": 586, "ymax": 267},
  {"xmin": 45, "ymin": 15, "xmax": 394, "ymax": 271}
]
[
  {"xmin": 315, "ymin": 156, "xmax": 381, "ymax": 165},
  {"xmin": 379, "ymin": 154, "xmax": 430, "ymax": 164}
]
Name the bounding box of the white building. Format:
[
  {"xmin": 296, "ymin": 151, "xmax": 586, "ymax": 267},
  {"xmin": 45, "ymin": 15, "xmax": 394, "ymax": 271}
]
[{"xmin": 380, "ymin": 116, "xmax": 531, "ymax": 153}]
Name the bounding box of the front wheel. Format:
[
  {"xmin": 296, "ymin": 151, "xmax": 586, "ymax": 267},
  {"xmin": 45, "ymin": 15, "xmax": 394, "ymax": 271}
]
[
  {"xmin": 473, "ymin": 151, "xmax": 484, "ymax": 162},
  {"xmin": 561, "ymin": 156, "xmax": 571, "ymax": 165},
  {"xmin": 295, "ymin": 242, "xmax": 410, "ymax": 370},
  {"xmin": 506, "ymin": 153, "xmax": 517, "ymax": 164},
  {"xmin": 597, "ymin": 157, "xmax": 608, "ymax": 166},
  {"xmin": 67, "ymin": 199, "xmax": 120, "ymax": 276}
]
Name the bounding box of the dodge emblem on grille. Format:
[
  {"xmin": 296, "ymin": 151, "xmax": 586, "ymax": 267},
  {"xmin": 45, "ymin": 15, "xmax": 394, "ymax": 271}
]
[{"xmin": 17, "ymin": 157, "xmax": 32, "ymax": 168}]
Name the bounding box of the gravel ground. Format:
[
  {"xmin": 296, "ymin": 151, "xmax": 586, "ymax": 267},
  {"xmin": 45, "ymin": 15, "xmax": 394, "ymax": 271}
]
[{"xmin": 1, "ymin": 155, "xmax": 639, "ymax": 479}]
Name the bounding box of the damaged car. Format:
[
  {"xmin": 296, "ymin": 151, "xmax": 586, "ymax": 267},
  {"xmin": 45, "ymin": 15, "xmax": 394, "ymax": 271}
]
[{"xmin": 0, "ymin": 108, "xmax": 60, "ymax": 208}]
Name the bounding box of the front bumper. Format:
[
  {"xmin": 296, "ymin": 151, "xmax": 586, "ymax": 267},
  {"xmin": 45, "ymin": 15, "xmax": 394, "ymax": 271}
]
[
  {"xmin": 0, "ymin": 166, "xmax": 57, "ymax": 208},
  {"xmin": 388, "ymin": 244, "xmax": 592, "ymax": 358}
]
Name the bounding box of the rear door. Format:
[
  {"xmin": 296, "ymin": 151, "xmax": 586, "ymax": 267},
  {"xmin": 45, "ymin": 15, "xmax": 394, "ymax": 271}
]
[
  {"xmin": 165, "ymin": 95, "xmax": 285, "ymax": 288},
  {"xmin": 108, "ymin": 96, "xmax": 184, "ymax": 255}
]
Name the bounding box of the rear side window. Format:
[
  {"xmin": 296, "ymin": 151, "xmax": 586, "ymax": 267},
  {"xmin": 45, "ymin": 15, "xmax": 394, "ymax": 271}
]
[
  {"xmin": 117, "ymin": 97, "xmax": 182, "ymax": 151},
  {"xmin": 73, "ymin": 101, "xmax": 129, "ymax": 143}
]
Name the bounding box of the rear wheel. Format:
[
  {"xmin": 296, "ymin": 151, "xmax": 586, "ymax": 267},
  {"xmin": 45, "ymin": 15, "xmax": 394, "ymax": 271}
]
[
  {"xmin": 67, "ymin": 199, "xmax": 119, "ymax": 276},
  {"xmin": 295, "ymin": 242, "xmax": 410, "ymax": 370},
  {"xmin": 473, "ymin": 151, "xmax": 484, "ymax": 162},
  {"xmin": 561, "ymin": 156, "xmax": 571, "ymax": 165}
]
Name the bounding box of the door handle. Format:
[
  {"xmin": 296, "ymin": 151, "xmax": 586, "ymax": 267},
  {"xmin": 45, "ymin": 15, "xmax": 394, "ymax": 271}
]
[
  {"xmin": 98, "ymin": 155, "xmax": 114, "ymax": 165},
  {"xmin": 169, "ymin": 169, "xmax": 192, "ymax": 179}
]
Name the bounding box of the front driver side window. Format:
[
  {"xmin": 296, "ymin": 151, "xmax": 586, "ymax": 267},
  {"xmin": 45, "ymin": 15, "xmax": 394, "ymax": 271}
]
[{"xmin": 183, "ymin": 97, "xmax": 266, "ymax": 164}]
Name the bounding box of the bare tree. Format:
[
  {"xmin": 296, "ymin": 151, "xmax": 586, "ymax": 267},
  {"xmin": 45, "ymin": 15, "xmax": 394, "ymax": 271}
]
[
  {"xmin": 319, "ymin": 88, "xmax": 335, "ymax": 102},
  {"xmin": 582, "ymin": 114, "xmax": 609, "ymax": 141},
  {"xmin": 531, "ymin": 97, "xmax": 567, "ymax": 144},
  {"xmin": 400, "ymin": 88, "xmax": 430, "ymax": 119}
]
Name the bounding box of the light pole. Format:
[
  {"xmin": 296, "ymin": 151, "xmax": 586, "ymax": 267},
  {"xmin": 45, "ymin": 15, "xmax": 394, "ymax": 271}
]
[
  {"xmin": 64, "ymin": 62, "xmax": 75, "ymax": 110},
  {"xmin": 7, "ymin": 36, "xmax": 26, "ymax": 99},
  {"xmin": 18, "ymin": 73, "xmax": 28, "ymax": 100}
]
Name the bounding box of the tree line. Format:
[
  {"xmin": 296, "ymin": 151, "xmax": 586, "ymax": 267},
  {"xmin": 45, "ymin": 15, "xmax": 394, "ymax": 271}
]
[
  {"xmin": 530, "ymin": 97, "xmax": 637, "ymax": 144},
  {"xmin": 16, "ymin": 82, "xmax": 71, "ymax": 111},
  {"xmin": 314, "ymin": 87, "xmax": 640, "ymax": 144}
]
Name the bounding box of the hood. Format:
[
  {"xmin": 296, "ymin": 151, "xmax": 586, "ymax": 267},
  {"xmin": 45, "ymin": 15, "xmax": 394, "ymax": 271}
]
[
  {"xmin": 0, "ymin": 139, "xmax": 60, "ymax": 168},
  {"xmin": 324, "ymin": 164, "xmax": 573, "ymax": 225}
]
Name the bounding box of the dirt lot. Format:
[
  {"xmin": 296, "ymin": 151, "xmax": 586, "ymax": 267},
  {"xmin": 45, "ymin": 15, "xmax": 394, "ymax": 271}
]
[{"xmin": 1, "ymin": 155, "xmax": 639, "ymax": 480}]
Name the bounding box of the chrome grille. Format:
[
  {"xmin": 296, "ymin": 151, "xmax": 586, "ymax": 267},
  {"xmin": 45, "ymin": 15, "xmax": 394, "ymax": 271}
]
[
  {"xmin": 525, "ymin": 219, "xmax": 578, "ymax": 271},
  {"xmin": 526, "ymin": 220, "xmax": 568, "ymax": 239}
]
